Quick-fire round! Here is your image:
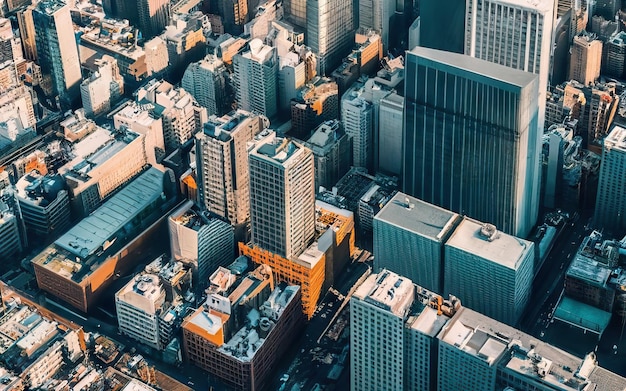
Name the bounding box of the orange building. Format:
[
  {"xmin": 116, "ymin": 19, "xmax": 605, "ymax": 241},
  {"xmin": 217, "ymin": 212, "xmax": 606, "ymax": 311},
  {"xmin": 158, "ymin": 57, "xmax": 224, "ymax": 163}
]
[{"xmin": 32, "ymin": 168, "xmax": 169, "ymax": 313}]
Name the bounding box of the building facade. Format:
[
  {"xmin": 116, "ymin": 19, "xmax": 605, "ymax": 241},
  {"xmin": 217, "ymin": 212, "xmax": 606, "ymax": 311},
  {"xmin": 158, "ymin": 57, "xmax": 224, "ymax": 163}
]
[
  {"xmin": 233, "ymin": 39, "xmax": 278, "ymax": 118},
  {"xmin": 444, "ymin": 218, "xmax": 534, "ymax": 326},
  {"xmin": 306, "ymin": 0, "xmax": 354, "ymax": 75},
  {"xmin": 341, "ymin": 82, "xmax": 373, "ymax": 170},
  {"xmin": 569, "ymin": 33, "xmax": 602, "ymax": 86},
  {"xmin": 594, "ymin": 126, "xmax": 626, "ymax": 233},
  {"xmin": 181, "ymin": 55, "xmax": 229, "ymax": 116},
  {"xmin": 304, "ymin": 119, "xmax": 351, "ymax": 191},
  {"xmin": 403, "ymin": 47, "xmax": 540, "ymax": 238}
]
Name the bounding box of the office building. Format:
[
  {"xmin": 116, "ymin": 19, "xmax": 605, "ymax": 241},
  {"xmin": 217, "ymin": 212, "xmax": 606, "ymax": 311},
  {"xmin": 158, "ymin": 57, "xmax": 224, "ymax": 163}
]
[
  {"xmin": 137, "ymin": 0, "xmax": 170, "ymax": 38},
  {"xmin": 0, "ymin": 85, "xmax": 36, "ymax": 137},
  {"xmin": 306, "ymin": 0, "xmax": 354, "ymax": 75},
  {"xmin": 377, "ymin": 92, "xmax": 403, "ymax": 176},
  {"xmin": 444, "ymin": 217, "xmax": 534, "ymax": 326},
  {"xmin": 603, "ymin": 32, "xmax": 626, "ymax": 79},
  {"xmin": 350, "ymin": 269, "xmax": 459, "ymax": 391},
  {"xmin": 58, "ymin": 116, "xmax": 149, "ymax": 218},
  {"xmin": 218, "ymin": 0, "xmax": 249, "ymax": 35},
  {"xmin": 16, "ymin": 5, "xmax": 37, "ymax": 61},
  {"xmin": 182, "ymin": 55, "xmax": 230, "ymax": 116},
  {"xmin": 135, "ymin": 80, "xmax": 207, "ymax": 151},
  {"xmin": 403, "ymin": 47, "xmax": 540, "ymax": 238},
  {"xmin": 358, "ymin": 1, "xmax": 394, "ymax": 52},
  {"xmin": 464, "ymin": 0, "xmax": 553, "ymax": 132},
  {"xmin": 249, "ymin": 135, "xmax": 315, "ymax": 260},
  {"xmin": 182, "ymin": 266, "xmax": 304, "ymax": 391},
  {"xmin": 283, "ymin": 0, "xmax": 305, "ymax": 27},
  {"xmin": 113, "ymin": 101, "xmax": 166, "ymax": 167},
  {"xmin": 341, "ymin": 81, "xmax": 373, "ymax": 170},
  {"xmin": 290, "ymin": 77, "xmax": 339, "ymax": 139},
  {"xmin": 304, "ymin": 119, "xmax": 351, "ymax": 191},
  {"xmin": 168, "ymin": 200, "xmax": 234, "ymax": 288},
  {"xmin": 32, "ymin": 0, "xmax": 81, "ymax": 107},
  {"xmin": 162, "ymin": 11, "xmax": 209, "ymax": 79},
  {"xmin": 315, "ymin": 200, "xmax": 356, "ymax": 285},
  {"xmin": 32, "ymin": 168, "xmax": 171, "ymax": 313},
  {"xmin": 244, "ymin": 0, "xmax": 282, "ymax": 40},
  {"xmin": 195, "ymin": 110, "xmax": 269, "ymax": 230},
  {"xmin": 594, "ymin": 126, "xmax": 626, "ymax": 233},
  {"xmin": 15, "ymin": 172, "xmax": 70, "ymax": 240},
  {"xmin": 373, "ymin": 192, "xmax": 461, "ymax": 294},
  {"xmin": 419, "ymin": 0, "xmax": 465, "ymax": 54},
  {"xmin": 570, "ymin": 33, "xmax": 602, "ymax": 86},
  {"xmin": 115, "ymin": 274, "xmax": 166, "ymax": 350},
  {"xmin": 233, "ymin": 39, "xmax": 278, "ymax": 118},
  {"xmin": 80, "ymin": 55, "xmax": 124, "ymax": 117}
]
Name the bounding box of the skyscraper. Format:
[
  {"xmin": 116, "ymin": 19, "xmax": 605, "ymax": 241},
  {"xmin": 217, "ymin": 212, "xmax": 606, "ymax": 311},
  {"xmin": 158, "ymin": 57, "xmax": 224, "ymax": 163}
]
[
  {"xmin": 358, "ymin": 0, "xmax": 395, "ymax": 52},
  {"xmin": 32, "ymin": 0, "xmax": 81, "ymax": 107},
  {"xmin": 249, "ymin": 134, "xmax": 315, "ymax": 260},
  {"xmin": 444, "ymin": 218, "xmax": 534, "ymax": 326},
  {"xmin": 306, "ymin": 0, "xmax": 354, "ymax": 75},
  {"xmin": 283, "ymin": 0, "xmax": 306, "ymax": 28},
  {"xmin": 233, "ymin": 39, "xmax": 278, "ymax": 119},
  {"xmin": 594, "ymin": 126, "xmax": 626, "ymax": 234},
  {"xmin": 341, "ymin": 82, "xmax": 373, "ymax": 170},
  {"xmin": 403, "ymin": 47, "xmax": 540, "ymax": 237},
  {"xmin": 569, "ymin": 33, "xmax": 602, "ymax": 86},
  {"xmin": 419, "ymin": 0, "xmax": 465, "ymax": 53},
  {"xmin": 195, "ymin": 110, "xmax": 269, "ymax": 230}
]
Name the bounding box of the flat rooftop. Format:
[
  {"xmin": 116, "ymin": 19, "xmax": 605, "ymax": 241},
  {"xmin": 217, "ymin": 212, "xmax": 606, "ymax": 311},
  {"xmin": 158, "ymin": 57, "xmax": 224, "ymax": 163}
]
[
  {"xmin": 566, "ymin": 254, "xmax": 611, "ymax": 287},
  {"xmin": 553, "ymin": 296, "xmax": 612, "ymax": 334},
  {"xmin": 375, "ymin": 192, "xmax": 460, "ymax": 241},
  {"xmin": 407, "ymin": 306, "xmax": 450, "ymax": 337},
  {"xmin": 353, "ymin": 270, "xmax": 414, "ymax": 317},
  {"xmin": 408, "ymin": 46, "xmax": 538, "ymax": 90},
  {"xmin": 604, "ymin": 125, "xmax": 626, "ymax": 154},
  {"xmin": 445, "ymin": 218, "xmax": 532, "ymax": 269}
]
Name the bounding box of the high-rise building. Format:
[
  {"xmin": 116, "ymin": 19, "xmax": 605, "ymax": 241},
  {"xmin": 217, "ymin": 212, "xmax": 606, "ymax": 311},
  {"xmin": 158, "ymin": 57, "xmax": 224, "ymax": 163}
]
[
  {"xmin": 594, "ymin": 126, "xmax": 626, "ymax": 234},
  {"xmin": 0, "ymin": 193, "xmax": 24, "ymax": 260},
  {"xmin": 350, "ymin": 269, "xmax": 459, "ymax": 391},
  {"xmin": 304, "ymin": 119, "xmax": 352, "ymax": 191},
  {"xmin": 249, "ymin": 134, "xmax": 315, "ymax": 260},
  {"xmin": 218, "ymin": 0, "xmax": 249, "ymax": 35},
  {"xmin": 195, "ymin": 110, "xmax": 269, "ymax": 230},
  {"xmin": 290, "ymin": 77, "xmax": 339, "ymax": 139},
  {"xmin": 182, "ymin": 55, "xmax": 230, "ymax": 116},
  {"xmin": 80, "ymin": 55, "xmax": 124, "ymax": 117},
  {"xmin": 419, "ymin": 0, "xmax": 465, "ymax": 53},
  {"xmin": 137, "ymin": 0, "xmax": 170, "ymax": 38},
  {"xmin": 377, "ymin": 92, "xmax": 403, "ymax": 176},
  {"xmin": 604, "ymin": 32, "xmax": 626, "ymax": 79},
  {"xmin": 358, "ymin": 0, "xmax": 395, "ymax": 52},
  {"xmin": 233, "ymin": 39, "xmax": 278, "ymax": 118},
  {"xmin": 403, "ymin": 47, "xmax": 540, "ymax": 238},
  {"xmin": 464, "ymin": 0, "xmax": 556, "ymax": 219},
  {"xmin": 113, "ymin": 101, "xmax": 166, "ymax": 167},
  {"xmin": 168, "ymin": 200, "xmax": 234, "ymax": 289},
  {"xmin": 569, "ymin": 33, "xmax": 602, "ymax": 86},
  {"xmin": 32, "ymin": 0, "xmax": 81, "ymax": 107},
  {"xmin": 341, "ymin": 82, "xmax": 373, "ymax": 170},
  {"xmin": 444, "ymin": 217, "xmax": 534, "ymax": 326},
  {"xmin": 373, "ymin": 192, "xmax": 461, "ymax": 294},
  {"xmin": 306, "ymin": 0, "xmax": 354, "ymax": 75},
  {"xmin": 17, "ymin": 4, "xmax": 37, "ymax": 61},
  {"xmin": 115, "ymin": 274, "xmax": 166, "ymax": 350}
]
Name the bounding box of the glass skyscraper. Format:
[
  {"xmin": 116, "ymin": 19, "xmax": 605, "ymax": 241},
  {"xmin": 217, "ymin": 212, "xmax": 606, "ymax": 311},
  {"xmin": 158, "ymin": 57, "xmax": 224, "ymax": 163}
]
[{"xmin": 403, "ymin": 47, "xmax": 540, "ymax": 238}]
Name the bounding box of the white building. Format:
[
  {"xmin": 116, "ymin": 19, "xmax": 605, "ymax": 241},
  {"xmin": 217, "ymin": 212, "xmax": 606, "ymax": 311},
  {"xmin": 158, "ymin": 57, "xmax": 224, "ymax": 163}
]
[
  {"xmin": 168, "ymin": 200, "xmax": 234, "ymax": 288},
  {"xmin": 249, "ymin": 133, "xmax": 315, "ymax": 259},
  {"xmin": 444, "ymin": 217, "xmax": 534, "ymax": 326},
  {"xmin": 80, "ymin": 55, "xmax": 124, "ymax": 117},
  {"xmin": 136, "ymin": 80, "xmax": 207, "ymax": 151},
  {"xmin": 195, "ymin": 110, "xmax": 270, "ymax": 228},
  {"xmin": 594, "ymin": 126, "xmax": 626, "ymax": 233},
  {"xmin": 181, "ymin": 55, "xmax": 229, "ymax": 116},
  {"xmin": 233, "ymin": 39, "xmax": 278, "ymax": 118},
  {"xmin": 116, "ymin": 274, "xmax": 166, "ymax": 350},
  {"xmin": 113, "ymin": 101, "xmax": 166, "ymax": 167},
  {"xmin": 341, "ymin": 83, "xmax": 373, "ymax": 169}
]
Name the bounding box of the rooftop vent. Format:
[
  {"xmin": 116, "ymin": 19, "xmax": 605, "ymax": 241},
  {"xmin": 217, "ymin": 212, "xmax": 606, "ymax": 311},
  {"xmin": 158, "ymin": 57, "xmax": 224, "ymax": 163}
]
[{"xmin": 479, "ymin": 223, "xmax": 498, "ymax": 242}]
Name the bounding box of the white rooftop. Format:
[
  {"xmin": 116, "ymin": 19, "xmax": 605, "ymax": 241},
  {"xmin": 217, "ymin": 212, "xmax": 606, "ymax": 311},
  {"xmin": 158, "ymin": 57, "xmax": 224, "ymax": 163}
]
[
  {"xmin": 604, "ymin": 125, "xmax": 626, "ymax": 154},
  {"xmin": 445, "ymin": 218, "xmax": 532, "ymax": 269},
  {"xmin": 353, "ymin": 270, "xmax": 414, "ymax": 317}
]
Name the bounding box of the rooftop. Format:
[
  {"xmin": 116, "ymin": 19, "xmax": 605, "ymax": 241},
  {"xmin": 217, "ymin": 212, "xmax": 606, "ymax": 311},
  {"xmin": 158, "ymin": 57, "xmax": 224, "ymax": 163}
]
[
  {"xmin": 408, "ymin": 46, "xmax": 538, "ymax": 90},
  {"xmin": 353, "ymin": 270, "xmax": 414, "ymax": 317},
  {"xmin": 445, "ymin": 217, "xmax": 533, "ymax": 269},
  {"xmin": 604, "ymin": 125, "xmax": 626, "ymax": 153},
  {"xmin": 566, "ymin": 254, "xmax": 611, "ymax": 287},
  {"xmin": 253, "ymin": 136, "xmax": 306, "ymax": 165},
  {"xmin": 31, "ymin": 168, "xmax": 164, "ymax": 281},
  {"xmin": 375, "ymin": 192, "xmax": 460, "ymax": 241}
]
